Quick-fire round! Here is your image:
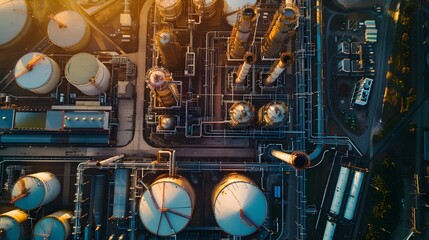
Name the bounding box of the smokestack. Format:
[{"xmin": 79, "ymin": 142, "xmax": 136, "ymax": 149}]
[
  {"xmin": 271, "ymin": 149, "xmax": 310, "ymax": 170},
  {"xmin": 235, "ymin": 52, "xmax": 256, "ymax": 84},
  {"xmin": 265, "ymin": 52, "xmax": 294, "ymax": 86},
  {"xmin": 261, "ymin": 2, "xmax": 299, "ymax": 58},
  {"xmin": 229, "ymin": 6, "xmax": 258, "ymax": 59}
]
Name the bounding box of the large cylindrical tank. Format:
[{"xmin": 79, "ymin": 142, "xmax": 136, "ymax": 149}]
[
  {"xmin": 47, "ymin": 11, "xmax": 91, "ymax": 52},
  {"xmin": 11, "ymin": 172, "xmax": 61, "ymax": 211},
  {"xmin": 155, "ymin": 29, "xmax": 183, "ymax": 71},
  {"xmin": 155, "ymin": 0, "xmax": 182, "ymax": 21},
  {"xmin": 229, "ymin": 7, "xmax": 258, "ymax": 59},
  {"xmin": 223, "ymin": 0, "xmax": 256, "ymax": 27},
  {"xmin": 212, "ymin": 173, "xmax": 267, "ymax": 236},
  {"xmin": 14, "ymin": 52, "xmax": 61, "ymax": 94},
  {"xmin": 193, "ymin": 0, "xmax": 217, "ymax": 19},
  {"xmin": 33, "ymin": 210, "xmax": 73, "ymax": 240},
  {"xmin": 261, "ymin": 1, "xmax": 299, "ymax": 58},
  {"xmin": 0, "ymin": 209, "xmax": 29, "ymax": 240},
  {"xmin": 139, "ymin": 175, "xmax": 195, "ymax": 237},
  {"xmin": 258, "ymin": 101, "xmax": 288, "ymax": 128},
  {"xmin": 146, "ymin": 67, "xmax": 180, "ymax": 107},
  {"xmin": 229, "ymin": 102, "xmax": 255, "ymax": 128},
  {"xmin": 0, "ymin": 0, "xmax": 32, "ymax": 48},
  {"xmin": 65, "ymin": 53, "xmax": 111, "ymax": 96}
]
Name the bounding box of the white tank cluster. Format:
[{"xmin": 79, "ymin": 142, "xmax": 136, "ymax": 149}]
[
  {"xmin": 65, "ymin": 53, "xmax": 111, "ymax": 96},
  {"xmin": 11, "ymin": 172, "xmax": 61, "ymax": 211},
  {"xmin": 223, "ymin": 0, "xmax": 257, "ymax": 27},
  {"xmin": 14, "ymin": 52, "xmax": 61, "ymax": 94},
  {"xmin": 33, "ymin": 211, "xmax": 73, "ymax": 240},
  {"xmin": 193, "ymin": 0, "xmax": 217, "ymax": 19},
  {"xmin": 139, "ymin": 175, "xmax": 195, "ymax": 236},
  {"xmin": 0, "ymin": 209, "xmax": 29, "ymax": 240},
  {"xmin": 212, "ymin": 173, "xmax": 267, "ymax": 237},
  {"xmin": 47, "ymin": 11, "xmax": 91, "ymax": 52},
  {"xmin": 155, "ymin": 0, "xmax": 182, "ymax": 21},
  {"xmin": 0, "ymin": 0, "xmax": 32, "ymax": 48}
]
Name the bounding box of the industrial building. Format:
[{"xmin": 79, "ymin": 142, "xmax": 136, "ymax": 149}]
[{"xmin": 0, "ymin": 0, "xmax": 341, "ymax": 239}]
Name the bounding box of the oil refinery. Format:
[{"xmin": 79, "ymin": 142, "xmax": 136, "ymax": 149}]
[{"xmin": 0, "ymin": 0, "xmax": 388, "ymax": 239}]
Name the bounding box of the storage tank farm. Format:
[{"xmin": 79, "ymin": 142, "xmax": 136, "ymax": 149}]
[
  {"xmin": 0, "ymin": 0, "xmax": 325, "ymax": 238},
  {"xmin": 0, "ymin": 0, "xmax": 32, "ymax": 48}
]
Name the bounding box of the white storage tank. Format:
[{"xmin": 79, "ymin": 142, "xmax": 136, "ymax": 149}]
[
  {"xmin": 65, "ymin": 53, "xmax": 111, "ymax": 96},
  {"xmin": 258, "ymin": 101, "xmax": 288, "ymax": 128},
  {"xmin": 139, "ymin": 175, "xmax": 195, "ymax": 237},
  {"xmin": 193, "ymin": 0, "xmax": 217, "ymax": 19},
  {"xmin": 155, "ymin": 0, "xmax": 182, "ymax": 22},
  {"xmin": 0, "ymin": 209, "xmax": 29, "ymax": 240},
  {"xmin": 47, "ymin": 11, "xmax": 91, "ymax": 52},
  {"xmin": 229, "ymin": 102, "xmax": 255, "ymax": 128},
  {"xmin": 0, "ymin": 0, "xmax": 32, "ymax": 48},
  {"xmin": 212, "ymin": 173, "xmax": 267, "ymax": 236},
  {"xmin": 33, "ymin": 210, "xmax": 73, "ymax": 240},
  {"xmin": 14, "ymin": 52, "xmax": 61, "ymax": 94},
  {"xmin": 11, "ymin": 172, "xmax": 61, "ymax": 211},
  {"xmin": 223, "ymin": 0, "xmax": 257, "ymax": 26}
]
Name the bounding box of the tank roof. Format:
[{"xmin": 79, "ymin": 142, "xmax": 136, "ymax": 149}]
[
  {"xmin": 47, "ymin": 11, "xmax": 88, "ymax": 48},
  {"xmin": 14, "ymin": 52, "xmax": 55, "ymax": 90},
  {"xmin": 0, "ymin": 0, "xmax": 29, "ymax": 46},
  {"xmin": 65, "ymin": 53, "xmax": 100, "ymax": 85}
]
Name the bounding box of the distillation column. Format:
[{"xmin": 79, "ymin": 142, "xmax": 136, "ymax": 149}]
[
  {"xmin": 155, "ymin": 29, "xmax": 183, "ymax": 71},
  {"xmin": 264, "ymin": 52, "xmax": 294, "ymax": 86},
  {"xmin": 235, "ymin": 52, "xmax": 256, "ymax": 84},
  {"xmin": 270, "ymin": 150, "xmax": 310, "ymax": 170},
  {"xmin": 146, "ymin": 67, "xmax": 180, "ymax": 108},
  {"xmin": 261, "ymin": 0, "xmax": 299, "ymax": 58},
  {"xmin": 228, "ymin": 6, "xmax": 258, "ymax": 59}
]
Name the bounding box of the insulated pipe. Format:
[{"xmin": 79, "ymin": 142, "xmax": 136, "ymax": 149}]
[
  {"xmin": 96, "ymin": 154, "xmax": 125, "ymax": 167},
  {"xmin": 270, "ymin": 149, "xmax": 310, "ymax": 170},
  {"xmin": 235, "ymin": 52, "xmax": 256, "ymax": 84},
  {"xmin": 265, "ymin": 52, "xmax": 294, "ymax": 86},
  {"xmin": 229, "ymin": 7, "xmax": 258, "ymax": 59}
]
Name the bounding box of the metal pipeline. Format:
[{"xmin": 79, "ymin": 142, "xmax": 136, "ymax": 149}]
[
  {"xmin": 235, "ymin": 52, "xmax": 256, "ymax": 84},
  {"xmin": 270, "ymin": 149, "xmax": 310, "ymax": 170},
  {"xmin": 96, "ymin": 154, "xmax": 125, "ymax": 167},
  {"xmin": 265, "ymin": 52, "xmax": 294, "ymax": 86},
  {"xmin": 229, "ymin": 7, "xmax": 258, "ymax": 59}
]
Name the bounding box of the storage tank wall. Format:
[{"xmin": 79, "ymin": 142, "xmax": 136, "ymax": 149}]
[
  {"xmin": 0, "ymin": 209, "xmax": 29, "ymax": 240},
  {"xmin": 193, "ymin": 0, "xmax": 217, "ymax": 19},
  {"xmin": 0, "ymin": 0, "xmax": 32, "ymax": 48},
  {"xmin": 155, "ymin": 0, "xmax": 182, "ymax": 21},
  {"xmin": 343, "ymin": 171, "xmax": 364, "ymax": 220},
  {"xmin": 33, "ymin": 210, "xmax": 73, "ymax": 240},
  {"xmin": 329, "ymin": 166, "xmax": 350, "ymax": 216}
]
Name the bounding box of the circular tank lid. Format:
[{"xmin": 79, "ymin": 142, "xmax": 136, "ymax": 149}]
[
  {"xmin": 213, "ymin": 181, "xmax": 267, "ymax": 236},
  {"xmin": 224, "ymin": 0, "xmax": 256, "ymax": 12},
  {"xmin": 139, "ymin": 180, "xmax": 193, "ymax": 236},
  {"xmin": 158, "ymin": 32, "xmax": 172, "ymax": 45},
  {"xmin": 11, "ymin": 176, "xmax": 47, "ymax": 210},
  {"xmin": 0, "ymin": 0, "xmax": 29, "ymax": 46},
  {"xmin": 0, "ymin": 215, "xmax": 22, "ymax": 240},
  {"xmin": 65, "ymin": 53, "xmax": 99, "ymax": 86},
  {"xmin": 148, "ymin": 70, "xmax": 167, "ymax": 88},
  {"xmin": 47, "ymin": 11, "xmax": 87, "ymax": 48},
  {"xmin": 33, "ymin": 217, "xmax": 66, "ymax": 240},
  {"xmin": 265, "ymin": 102, "xmax": 287, "ymax": 123},
  {"xmin": 14, "ymin": 52, "xmax": 54, "ymax": 90},
  {"xmin": 156, "ymin": 0, "xmax": 177, "ymax": 8},
  {"xmin": 230, "ymin": 103, "xmax": 254, "ymax": 124},
  {"xmin": 160, "ymin": 116, "xmax": 175, "ymax": 129}
]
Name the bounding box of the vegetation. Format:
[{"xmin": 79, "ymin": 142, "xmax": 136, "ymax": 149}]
[
  {"xmin": 374, "ymin": 1, "xmax": 417, "ymax": 143},
  {"xmin": 364, "ymin": 156, "xmax": 403, "ymax": 240}
]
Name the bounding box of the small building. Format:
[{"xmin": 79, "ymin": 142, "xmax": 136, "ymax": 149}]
[
  {"xmin": 351, "ymin": 77, "xmax": 373, "ymax": 107},
  {"xmin": 338, "ymin": 59, "xmax": 351, "ymax": 73},
  {"xmin": 337, "ymin": 41, "xmax": 350, "ymax": 55}
]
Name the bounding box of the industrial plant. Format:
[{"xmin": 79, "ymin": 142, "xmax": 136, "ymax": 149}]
[{"xmin": 0, "ymin": 0, "xmax": 378, "ymax": 239}]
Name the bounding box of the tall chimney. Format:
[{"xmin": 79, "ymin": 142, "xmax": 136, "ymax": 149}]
[{"xmin": 271, "ymin": 149, "xmax": 310, "ymax": 170}]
